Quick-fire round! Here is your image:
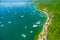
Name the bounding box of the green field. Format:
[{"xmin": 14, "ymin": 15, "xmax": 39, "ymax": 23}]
[{"xmin": 35, "ymin": 0, "xmax": 60, "ymax": 40}]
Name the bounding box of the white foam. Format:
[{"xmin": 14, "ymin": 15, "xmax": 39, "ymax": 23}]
[
  {"xmin": 8, "ymin": 21, "xmax": 12, "ymax": 24},
  {"xmin": 1, "ymin": 24, "xmax": 4, "ymax": 27},
  {"xmin": 33, "ymin": 24, "xmax": 38, "ymax": 28},
  {"xmin": 30, "ymin": 31, "xmax": 33, "ymax": 33},
  {"xmin": 36, "ymin": 21, "xmax": 40, "ymax": 25},
  {"xmin": 25, "ymin": 26, "xmax": 27, "ymax": 29},
  {"xmin": 21, "ymin": 34, "xmax": 26, "ymax": 38},
  {"xmin": 21, "ymin": 15, "xmax": 24, "ymax": 18},
  {"xmin": 39, "ymin": 14, "xmax": 44, "ymax": 17}
]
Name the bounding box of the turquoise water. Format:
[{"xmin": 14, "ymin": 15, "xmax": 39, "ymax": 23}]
[{"xmin": 0, "ymin": 2, "xmax": 47, "ymax": 40}]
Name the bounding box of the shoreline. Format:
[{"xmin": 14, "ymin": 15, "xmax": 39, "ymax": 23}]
[{"xmin": 37, "ymin": 9, "xmax": 52, "ymax": 40}]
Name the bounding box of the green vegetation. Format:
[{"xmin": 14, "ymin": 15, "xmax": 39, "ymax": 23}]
[
  {"xmin": 47, "ymin": 2, "xmax": 60, "ymax": 40},
  {"xmin": 34, "ymin": 0, "xmax": 60, "ymax": 40}
]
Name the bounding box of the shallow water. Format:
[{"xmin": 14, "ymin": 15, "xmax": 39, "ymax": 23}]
[{"xmin": 0, "ymin": 2, "xmax": 47, "ymax": 40}]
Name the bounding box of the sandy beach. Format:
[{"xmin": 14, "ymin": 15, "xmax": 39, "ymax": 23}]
[{"xmin": 37, "ymin": 8, "xmax": 52, "ymax": 40}]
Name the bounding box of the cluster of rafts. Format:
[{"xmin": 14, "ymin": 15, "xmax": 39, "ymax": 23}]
[{"xmin": 0, "ymin": 2, "xmax": 47, "ymax": 40}]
